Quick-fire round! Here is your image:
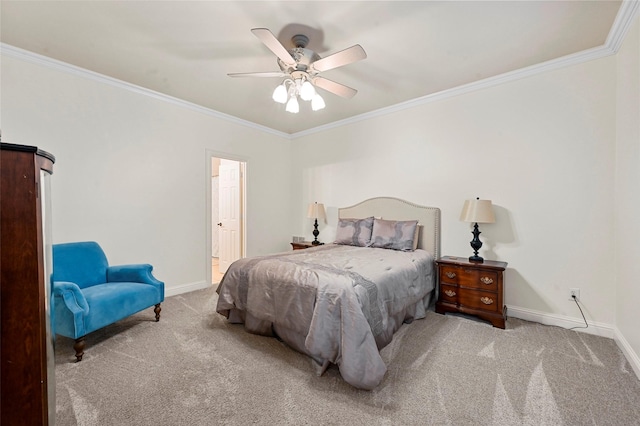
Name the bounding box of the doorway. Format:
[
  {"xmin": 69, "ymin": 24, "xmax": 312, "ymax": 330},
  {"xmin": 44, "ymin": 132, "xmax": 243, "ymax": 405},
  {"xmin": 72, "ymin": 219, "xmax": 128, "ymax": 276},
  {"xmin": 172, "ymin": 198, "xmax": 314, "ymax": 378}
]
[{"xmin": 208, "ymin": 154, "xmax": 246, "ymax": 285}]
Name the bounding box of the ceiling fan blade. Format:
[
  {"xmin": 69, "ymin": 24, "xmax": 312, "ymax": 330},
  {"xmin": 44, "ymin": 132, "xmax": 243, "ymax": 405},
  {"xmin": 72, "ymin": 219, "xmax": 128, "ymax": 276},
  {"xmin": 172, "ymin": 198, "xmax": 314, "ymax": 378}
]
[
  {"xmin": 228, "ymin": 72, "xmax": 288, "ymax": 78},
  {"xmin": 312, "ymin": 76, "xmax": 358, "ymax": 99},
  {"xmin": 311, "ymin": 45, "xmax": 367, "ymax": 73},
  {"xmin": 251, "ymin": 28, "xmax": 296, "ymax": 67}
]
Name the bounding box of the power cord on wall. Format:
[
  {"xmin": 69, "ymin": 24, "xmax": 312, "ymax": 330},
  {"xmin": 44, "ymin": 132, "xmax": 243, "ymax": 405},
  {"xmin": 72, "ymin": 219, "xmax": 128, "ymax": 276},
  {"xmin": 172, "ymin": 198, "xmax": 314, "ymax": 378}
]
[{"xmin": 568, "ymin": 294, "xmax": 589, "ymax": 330}]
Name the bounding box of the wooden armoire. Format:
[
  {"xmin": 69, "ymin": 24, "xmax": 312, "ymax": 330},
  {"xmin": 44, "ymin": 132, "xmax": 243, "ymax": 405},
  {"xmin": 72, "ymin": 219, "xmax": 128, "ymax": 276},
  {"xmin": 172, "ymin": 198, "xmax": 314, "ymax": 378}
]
[{"xmin": 1, "ymin": 142, "xmax": 56, "ymax": 425}]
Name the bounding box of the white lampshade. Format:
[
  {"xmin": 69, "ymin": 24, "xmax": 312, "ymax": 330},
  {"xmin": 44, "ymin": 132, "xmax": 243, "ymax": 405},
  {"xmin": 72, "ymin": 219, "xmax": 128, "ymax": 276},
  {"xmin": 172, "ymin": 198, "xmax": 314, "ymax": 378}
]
[
  {"xmin": 307, "ymin": 202, "xmax": 326, "ymax": 221},
  {"xmin": 272, "ymin": 84, "xmax": 288, "ymax": 104},
  {"xmin": 460, "ymin": 199, "xmax": 495, "ymax": 224},
  {"xmin": 299, "ymin": 80, "xmax": 316, "ymax": 101},
  {"xmin": 311, "ymin": 94, "xmax": 325, "ymax": 111},
  {"xmin": 285, "ymin": 96, "xmax": 299, "ymax": 113}
]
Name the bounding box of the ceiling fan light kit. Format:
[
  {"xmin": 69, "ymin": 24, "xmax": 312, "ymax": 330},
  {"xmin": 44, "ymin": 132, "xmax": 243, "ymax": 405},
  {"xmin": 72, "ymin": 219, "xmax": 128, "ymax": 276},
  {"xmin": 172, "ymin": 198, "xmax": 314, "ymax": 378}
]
[
  {"xmin": 271, "ymin": 75, "xmax": 325, "ymax": 113},
  {"xmin": 229, "ymin": 27, "xmax": 366, "ymax": 114}
]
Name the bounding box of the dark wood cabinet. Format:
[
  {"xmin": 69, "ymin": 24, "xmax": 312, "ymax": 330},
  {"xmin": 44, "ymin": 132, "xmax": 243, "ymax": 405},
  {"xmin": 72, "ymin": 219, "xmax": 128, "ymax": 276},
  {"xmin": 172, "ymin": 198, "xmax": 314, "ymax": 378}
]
[
  {"xmin": 435, "ymin": 256, "xmax": 508, "ymax": 329},
  {"xmin": 1, "ymin": 142, "xmax": 56, "ymax": 425}
]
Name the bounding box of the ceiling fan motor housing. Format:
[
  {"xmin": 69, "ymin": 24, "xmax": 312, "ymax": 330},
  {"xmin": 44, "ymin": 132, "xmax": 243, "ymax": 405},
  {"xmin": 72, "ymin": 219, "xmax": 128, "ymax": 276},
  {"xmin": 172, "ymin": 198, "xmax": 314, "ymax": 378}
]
[
  {"xmin": 278, "ymin": 48, "xmax": 321, "ymax": 73},
  {"xmin": 277, "ymin": 34, "xmax": 321, "ymax": 74}
]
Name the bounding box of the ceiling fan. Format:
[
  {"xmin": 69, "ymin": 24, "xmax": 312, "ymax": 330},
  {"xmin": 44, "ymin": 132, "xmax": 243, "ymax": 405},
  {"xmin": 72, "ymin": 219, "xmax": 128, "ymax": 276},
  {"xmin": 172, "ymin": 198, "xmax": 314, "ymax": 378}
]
[{"xmin": 228, "ymin": 28, "xmax": 367, "ymax": 112}]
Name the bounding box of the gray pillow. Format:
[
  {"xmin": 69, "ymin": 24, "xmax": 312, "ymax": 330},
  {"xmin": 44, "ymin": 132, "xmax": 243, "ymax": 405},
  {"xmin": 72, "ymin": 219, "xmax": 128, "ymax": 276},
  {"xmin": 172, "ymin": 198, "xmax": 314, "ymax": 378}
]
[
  {"xmin": 335, "ymin": 217, "xmax": 374, "ymax": 246},
  {"xmin": 369, "ymin": 219, "xmax": 419, "ymax": 251}
]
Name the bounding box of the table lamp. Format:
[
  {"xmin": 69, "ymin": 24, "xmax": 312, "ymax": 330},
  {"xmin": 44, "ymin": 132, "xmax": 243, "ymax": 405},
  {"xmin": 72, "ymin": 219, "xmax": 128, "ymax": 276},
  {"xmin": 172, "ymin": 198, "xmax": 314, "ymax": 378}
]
[
  {"xmin": 460, "ymin": 197, "xmax": 495, "ymax": 263},
  {"xmin": 307, "ymin": 202, "xmax": 326, "ymax": 245}
]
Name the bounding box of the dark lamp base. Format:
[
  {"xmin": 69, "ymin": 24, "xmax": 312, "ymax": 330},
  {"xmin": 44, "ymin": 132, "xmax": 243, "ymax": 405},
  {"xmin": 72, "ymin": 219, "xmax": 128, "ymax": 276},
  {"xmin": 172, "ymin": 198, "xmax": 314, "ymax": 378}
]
[
  {"xmin": 312, "ymin": 218, "xmax": 320, "ymax": 245},
  {"xmin": 468, "ymin": 222, "xmax": 485, "ymax": 263}
]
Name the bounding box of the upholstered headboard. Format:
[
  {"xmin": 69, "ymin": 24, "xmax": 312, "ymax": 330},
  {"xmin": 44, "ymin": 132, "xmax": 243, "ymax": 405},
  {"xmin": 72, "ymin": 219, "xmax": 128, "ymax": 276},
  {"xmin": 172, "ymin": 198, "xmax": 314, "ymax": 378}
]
[{"xmin": 338, "ymin": 197, "xmax": 441, "ymax": 259}]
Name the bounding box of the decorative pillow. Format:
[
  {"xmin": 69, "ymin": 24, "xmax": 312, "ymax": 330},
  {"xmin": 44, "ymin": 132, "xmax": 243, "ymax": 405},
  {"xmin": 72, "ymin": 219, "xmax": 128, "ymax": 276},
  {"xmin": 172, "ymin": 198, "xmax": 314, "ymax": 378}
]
[
  {"xmin": 369, "ymin": 219, "xmax": 419, "ymax": 251},
  {"xmin": 334, "ymin": 217, "xmax": 374, "ymax": 247}
]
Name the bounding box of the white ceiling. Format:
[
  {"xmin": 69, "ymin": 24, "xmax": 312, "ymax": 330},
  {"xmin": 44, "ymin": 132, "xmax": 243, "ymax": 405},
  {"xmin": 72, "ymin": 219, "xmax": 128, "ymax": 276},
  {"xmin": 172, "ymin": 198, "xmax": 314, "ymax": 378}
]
[{"xmin": 0, "ymin": 1, "xmax": 625, "ymax": 135}]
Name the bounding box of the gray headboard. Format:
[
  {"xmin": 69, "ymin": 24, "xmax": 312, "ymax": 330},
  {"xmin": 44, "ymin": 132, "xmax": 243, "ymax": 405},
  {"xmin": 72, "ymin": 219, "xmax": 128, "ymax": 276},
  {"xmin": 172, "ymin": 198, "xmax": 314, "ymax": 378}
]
[{"xmin": 338, "ymin": 197, "xmax": 441, "ymax": 259}]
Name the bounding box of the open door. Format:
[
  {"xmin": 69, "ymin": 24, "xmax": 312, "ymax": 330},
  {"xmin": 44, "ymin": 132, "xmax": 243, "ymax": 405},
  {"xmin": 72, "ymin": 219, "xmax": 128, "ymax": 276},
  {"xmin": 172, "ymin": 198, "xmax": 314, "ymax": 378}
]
[
  {"xmin": 209, "ymin": 155, "xmax": 245, "ymax": 284},
  {"xmin": 217, "ymin": 159, "xmax": 243, "ymax": 274}
]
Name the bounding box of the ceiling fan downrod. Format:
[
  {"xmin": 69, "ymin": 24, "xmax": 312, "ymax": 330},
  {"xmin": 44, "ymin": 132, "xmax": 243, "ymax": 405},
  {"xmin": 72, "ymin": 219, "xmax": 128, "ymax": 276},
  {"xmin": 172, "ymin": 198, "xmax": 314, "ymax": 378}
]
[{"xmin": 291, "ymin": 34, "xmax": 309, "ymax": 48}]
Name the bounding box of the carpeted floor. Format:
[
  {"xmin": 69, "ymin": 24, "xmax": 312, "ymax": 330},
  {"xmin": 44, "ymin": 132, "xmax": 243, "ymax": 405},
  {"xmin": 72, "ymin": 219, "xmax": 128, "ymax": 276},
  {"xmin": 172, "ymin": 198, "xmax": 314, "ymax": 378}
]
[{"xmin": 54, "ymin": 286, "xmax": 640, "ymax": 425}]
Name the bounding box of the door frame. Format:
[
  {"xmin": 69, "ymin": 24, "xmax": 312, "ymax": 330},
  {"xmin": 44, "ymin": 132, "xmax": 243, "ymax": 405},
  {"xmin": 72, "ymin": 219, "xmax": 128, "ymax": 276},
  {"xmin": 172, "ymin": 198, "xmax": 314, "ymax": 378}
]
[{"xmin": 205, "ymin": 149, "xmax": 247, "ymax": 285}]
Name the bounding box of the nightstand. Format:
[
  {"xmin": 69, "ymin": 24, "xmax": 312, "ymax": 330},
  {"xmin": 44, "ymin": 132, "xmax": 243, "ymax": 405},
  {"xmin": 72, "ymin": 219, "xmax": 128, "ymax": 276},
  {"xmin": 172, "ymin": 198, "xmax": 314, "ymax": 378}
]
[
  {"xmin": 435, "ymin": 256, "xmax": 508, "ymax": 329},
  {"xmin": 290, "ymin": 241, "xmax": 316, "ymax": 250}
]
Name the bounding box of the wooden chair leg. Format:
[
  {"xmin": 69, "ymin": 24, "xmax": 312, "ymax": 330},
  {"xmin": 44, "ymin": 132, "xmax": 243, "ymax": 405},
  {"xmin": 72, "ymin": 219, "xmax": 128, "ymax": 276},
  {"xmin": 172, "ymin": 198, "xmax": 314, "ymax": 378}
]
[
  {"xmin": 154, "ymin": 303, "xmax": 161, "ymax": 322},
  {"xmin": 74, "ymin": 337, "xmax": 85, "ymax": 362}
]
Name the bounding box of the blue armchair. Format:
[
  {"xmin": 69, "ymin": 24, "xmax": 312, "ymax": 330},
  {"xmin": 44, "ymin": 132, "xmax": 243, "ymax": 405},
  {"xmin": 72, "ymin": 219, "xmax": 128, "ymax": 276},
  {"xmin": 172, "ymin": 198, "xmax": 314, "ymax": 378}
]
[{"xmin": 52, "ymin": 241, "xmax": 164, "ymax": 361}]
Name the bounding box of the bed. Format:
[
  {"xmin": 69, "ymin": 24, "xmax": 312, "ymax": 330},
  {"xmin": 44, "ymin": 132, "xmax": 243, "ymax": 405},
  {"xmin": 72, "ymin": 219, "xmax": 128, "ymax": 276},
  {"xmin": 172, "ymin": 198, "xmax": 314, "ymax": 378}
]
[{"xmin": 215, "ymin": 197, "xmax": 441, "ymax": 389}]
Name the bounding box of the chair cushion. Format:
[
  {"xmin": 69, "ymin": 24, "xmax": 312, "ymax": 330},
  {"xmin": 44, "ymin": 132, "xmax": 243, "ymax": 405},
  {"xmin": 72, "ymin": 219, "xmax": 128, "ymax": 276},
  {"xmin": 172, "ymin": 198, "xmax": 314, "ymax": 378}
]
[{"xmin": 81, "ymin": 282, "xmax": 163, "ymax": 335}]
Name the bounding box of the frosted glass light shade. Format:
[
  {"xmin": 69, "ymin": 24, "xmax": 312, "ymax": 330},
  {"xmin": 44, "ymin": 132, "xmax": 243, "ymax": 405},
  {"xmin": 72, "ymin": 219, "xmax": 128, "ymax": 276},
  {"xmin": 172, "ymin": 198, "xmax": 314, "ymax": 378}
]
[
  {"xmin": 311, "ymin": 94, "xmax": 325, "ymax": 111},
  {"xmin": 460, "ymin": 199, "xmax": 495, "ymax": 223},
  {"xmin": 285, "ymin": 96, "xmax": 299, "ymax": 113},
  {"xmin": 272, "ymin": 84, "xmax": 288, "ymax": 104},
  {"xmin": 299, "ymin": 81, "xmax": 316, "ymax": 101}
]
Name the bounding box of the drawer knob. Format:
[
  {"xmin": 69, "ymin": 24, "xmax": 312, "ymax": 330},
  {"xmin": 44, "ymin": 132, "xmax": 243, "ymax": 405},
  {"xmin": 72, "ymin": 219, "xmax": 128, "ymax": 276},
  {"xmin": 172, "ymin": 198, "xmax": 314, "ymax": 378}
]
[
  {"xmin": 445, "ymin": 272, "xmax": 456, "ymax": 279},
  {"xmin": 444, "ymin": 289, "xmax": 456, "ymax": 297},
  {"xmin": 480, "ymin": 297, "xmax": 494, "ymax": 305},
  {"xmin": 480, "ymin": 277, "xmax": 494, "ymax": 285}
]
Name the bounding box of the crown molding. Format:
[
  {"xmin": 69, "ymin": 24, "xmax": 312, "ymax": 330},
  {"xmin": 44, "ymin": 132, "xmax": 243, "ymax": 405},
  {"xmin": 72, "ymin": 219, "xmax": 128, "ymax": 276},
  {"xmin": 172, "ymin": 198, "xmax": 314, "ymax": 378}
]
[
  {"xmin": 607, "ymin": 0, "xmax": 640, "ymax": 52},
  {"xmin": 291, "ymin": 45, "xmax": 615, "ymax": 138},
  {"xmin": 2, "ymin": 1, "xmax": 638, "ymax": 141},
  {"xmin": 0, "ymin": 43, "xmax": 292, "ymax": 140},
  {"xmin": 292, "ymin": 1, "xmax": 639, "ymax": 139}
]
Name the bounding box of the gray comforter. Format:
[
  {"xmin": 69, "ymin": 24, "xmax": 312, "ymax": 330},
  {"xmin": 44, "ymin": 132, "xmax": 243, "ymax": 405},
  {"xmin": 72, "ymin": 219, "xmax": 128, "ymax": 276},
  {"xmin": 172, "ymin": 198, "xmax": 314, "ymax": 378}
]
[{"xmin": 216, "ymin": 243, "xmax": 435, "ymax": 389}]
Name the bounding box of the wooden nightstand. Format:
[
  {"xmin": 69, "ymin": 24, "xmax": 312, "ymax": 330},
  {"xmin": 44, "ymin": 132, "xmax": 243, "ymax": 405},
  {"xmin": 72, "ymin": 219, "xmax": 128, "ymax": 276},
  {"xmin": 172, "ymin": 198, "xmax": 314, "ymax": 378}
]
[
  {"xmin": 290, "ymin": 241, "xmax": 316, "ymax": 250},
  {"xmin": 435, "ymin": 256, "xmax": 508, "ymax": 329}
]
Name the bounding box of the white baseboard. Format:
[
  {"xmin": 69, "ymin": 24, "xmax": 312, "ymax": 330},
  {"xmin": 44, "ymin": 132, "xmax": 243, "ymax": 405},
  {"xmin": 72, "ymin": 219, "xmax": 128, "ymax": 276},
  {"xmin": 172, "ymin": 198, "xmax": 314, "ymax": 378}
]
[
  {"xmin": 507, "ymin": 305, "xmax": 615, "ymax": 338},
  {"xmin": 165, "ymin": 280, "xmax": 212, "ymax": 298},
  {"xmin": 508, "ymin": 305, "xmax": 640, "ymax": 380},
  {"xmin": 613, "ymin": 328, "xmax": 640, "ymax": 380}
]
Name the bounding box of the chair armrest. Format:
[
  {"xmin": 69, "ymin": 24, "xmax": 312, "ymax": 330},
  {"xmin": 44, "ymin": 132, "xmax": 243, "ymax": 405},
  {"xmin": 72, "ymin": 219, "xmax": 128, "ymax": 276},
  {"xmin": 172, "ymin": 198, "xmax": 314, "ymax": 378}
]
[
  {"xmin": 107, "ymin": 264, "xmax": 164, "ymax": 300},
  {"xmin": 107, "ymin": 264, "xmax": 161, "ymax": 285},
  {"xmin": 53, "ymin": 281, "xmax": 89, "ymax": 316}
]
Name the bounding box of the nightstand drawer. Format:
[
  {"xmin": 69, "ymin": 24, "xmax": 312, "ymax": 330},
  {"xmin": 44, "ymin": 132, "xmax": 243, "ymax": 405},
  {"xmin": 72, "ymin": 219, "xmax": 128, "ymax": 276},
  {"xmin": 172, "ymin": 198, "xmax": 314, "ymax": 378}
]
[
  {"xmin": 460, "ymin": 269, "xmax": 498, "ymax": 291},
  {"xmin": 440, "ymin": 266, "xmax": 461, "ymax": 284},
  {"xmin": 459, "ymin": 288, "xmax": 501, "ymax": 313},
  {"xmin": 440, "ymin": 284, "xmax": 458, "ymax": 303},
  {"xmin": 439, "ymin": 265, "xmax": 498, "ymax": 291}
]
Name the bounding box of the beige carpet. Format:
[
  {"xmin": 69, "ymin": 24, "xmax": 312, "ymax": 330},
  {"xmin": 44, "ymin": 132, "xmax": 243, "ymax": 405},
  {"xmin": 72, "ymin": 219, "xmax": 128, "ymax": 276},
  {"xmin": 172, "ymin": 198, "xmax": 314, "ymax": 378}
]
[{"xmin": 54, "ymin": 286, "xmax": 640, "ymax": 425}]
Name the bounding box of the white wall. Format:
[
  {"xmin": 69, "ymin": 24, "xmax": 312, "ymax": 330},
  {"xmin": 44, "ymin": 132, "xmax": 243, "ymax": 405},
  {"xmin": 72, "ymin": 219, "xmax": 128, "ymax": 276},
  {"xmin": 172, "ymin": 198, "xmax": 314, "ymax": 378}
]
[
  {"xmin": 615, "ymin": 14, "xmax": 640, "ymax": 375},
  {"xmin": 1, "ymin": 54, "xmax": 293, "ymax": 295},
  {"xmin": 292, "ymin": 56, "xmax": 618, "ymax": 330}
]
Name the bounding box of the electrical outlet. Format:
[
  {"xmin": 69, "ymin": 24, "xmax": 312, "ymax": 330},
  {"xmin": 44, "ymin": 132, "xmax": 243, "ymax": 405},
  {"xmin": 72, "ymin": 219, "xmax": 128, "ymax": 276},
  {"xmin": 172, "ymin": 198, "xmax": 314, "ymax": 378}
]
[{"xmin": 569, "ymin": 288, "xmax": 580, "ymax": 302}]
